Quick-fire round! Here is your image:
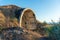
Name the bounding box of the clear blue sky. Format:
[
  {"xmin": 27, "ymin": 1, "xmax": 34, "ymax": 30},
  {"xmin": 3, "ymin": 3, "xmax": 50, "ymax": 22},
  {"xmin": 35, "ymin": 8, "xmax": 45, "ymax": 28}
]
[{"xmin": 0, "ymin": 0, "xmax": 60, "ymax": 22}]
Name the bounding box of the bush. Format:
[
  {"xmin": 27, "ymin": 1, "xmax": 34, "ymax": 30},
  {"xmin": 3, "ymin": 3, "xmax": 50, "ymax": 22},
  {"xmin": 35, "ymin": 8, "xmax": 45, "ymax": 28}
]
[{"xmin": 45, "ymin": 22, "xmax": 60, "ymax": 40}]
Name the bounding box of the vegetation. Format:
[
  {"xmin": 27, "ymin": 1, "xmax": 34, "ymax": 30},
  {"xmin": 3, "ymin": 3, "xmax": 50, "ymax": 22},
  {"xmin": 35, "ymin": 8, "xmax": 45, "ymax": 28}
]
[
  {"xmin": 45, "ymin": 20, "xmax": 60, "ymax": 40},
  {"xmin": 35, "ymin": 20, "xmax": 60, "ymax": 40}
]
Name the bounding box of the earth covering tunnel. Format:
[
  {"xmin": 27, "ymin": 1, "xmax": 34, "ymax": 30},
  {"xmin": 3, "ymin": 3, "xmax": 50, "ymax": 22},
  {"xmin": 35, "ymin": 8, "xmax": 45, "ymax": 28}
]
[{"xmin": 0, "ymin": 5, "xmax": 37, "ymax": 30}]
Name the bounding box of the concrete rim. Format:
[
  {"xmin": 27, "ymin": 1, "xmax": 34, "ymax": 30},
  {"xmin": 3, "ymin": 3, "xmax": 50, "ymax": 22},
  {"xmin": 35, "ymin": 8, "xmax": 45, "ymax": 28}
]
[{"xmin": 19, "ymin": 8, "xmax": 35, "ymax": 27}]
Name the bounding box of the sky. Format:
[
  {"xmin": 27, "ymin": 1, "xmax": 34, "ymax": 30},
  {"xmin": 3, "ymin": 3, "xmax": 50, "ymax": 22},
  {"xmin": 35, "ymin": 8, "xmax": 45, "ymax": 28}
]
[{"xmin": 0, "ymin": 0, "xmax": 60, "ymax": 23}]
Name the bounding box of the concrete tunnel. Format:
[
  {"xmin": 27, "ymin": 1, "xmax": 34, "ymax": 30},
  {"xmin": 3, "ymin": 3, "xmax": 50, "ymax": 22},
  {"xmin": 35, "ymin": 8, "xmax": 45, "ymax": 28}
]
[
  {"xmin": 18, "ymin": 8, "xmax": 37, "ymax": 30},
  {"xmin": 0, "ymin": 5, "xmax": 37, "ymax": 30}
]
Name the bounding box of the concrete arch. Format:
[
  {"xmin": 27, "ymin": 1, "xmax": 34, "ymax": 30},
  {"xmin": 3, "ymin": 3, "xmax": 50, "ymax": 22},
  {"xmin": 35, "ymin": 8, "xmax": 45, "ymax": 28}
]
[{"xmin": 19, "ymin": 8, "xmax": 36, "ymax": 30}]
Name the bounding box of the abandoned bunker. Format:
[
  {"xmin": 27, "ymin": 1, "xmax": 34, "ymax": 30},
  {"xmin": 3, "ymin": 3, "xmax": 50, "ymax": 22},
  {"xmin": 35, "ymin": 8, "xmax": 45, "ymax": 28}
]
[{"xmin": 0, "ymin": 5, "xmax": 37, "ymax": 30}]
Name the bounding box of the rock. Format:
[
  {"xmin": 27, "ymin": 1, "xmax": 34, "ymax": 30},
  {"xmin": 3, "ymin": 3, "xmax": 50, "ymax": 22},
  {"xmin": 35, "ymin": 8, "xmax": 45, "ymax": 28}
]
[
  {"xmin": 0, "ymin": 27, "xmax": 26, "ymax": 40},
  {"xmin": 0, "ymin": 27, "xmax": 43, "ymax": 40}
]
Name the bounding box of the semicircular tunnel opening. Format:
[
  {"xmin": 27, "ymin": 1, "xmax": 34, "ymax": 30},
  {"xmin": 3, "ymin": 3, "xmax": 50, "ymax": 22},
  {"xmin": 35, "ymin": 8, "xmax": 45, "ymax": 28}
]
[{"xmin": 20, "ymin": 9, "xmax": 37, "ymax": 30}]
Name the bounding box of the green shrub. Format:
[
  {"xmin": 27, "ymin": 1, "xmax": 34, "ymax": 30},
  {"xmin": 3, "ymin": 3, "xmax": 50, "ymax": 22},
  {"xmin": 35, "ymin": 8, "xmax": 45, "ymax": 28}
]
[{"xmin": 45, "ymin": 22, "xmax": 60, "ymax": 40}]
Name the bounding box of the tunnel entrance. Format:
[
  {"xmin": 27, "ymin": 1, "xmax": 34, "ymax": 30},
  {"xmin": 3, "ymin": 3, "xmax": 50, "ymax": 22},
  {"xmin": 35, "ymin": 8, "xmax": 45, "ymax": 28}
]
[{"xmin": 20, "ymin": 9, "xmax": 36, "ymax": 30}]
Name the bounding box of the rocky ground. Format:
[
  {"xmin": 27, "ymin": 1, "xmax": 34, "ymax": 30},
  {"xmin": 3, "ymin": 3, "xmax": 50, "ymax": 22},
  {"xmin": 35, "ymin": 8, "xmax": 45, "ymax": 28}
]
[{"xmin": 0, "ymin": 27, "xmax": 49, "ymax": 40}]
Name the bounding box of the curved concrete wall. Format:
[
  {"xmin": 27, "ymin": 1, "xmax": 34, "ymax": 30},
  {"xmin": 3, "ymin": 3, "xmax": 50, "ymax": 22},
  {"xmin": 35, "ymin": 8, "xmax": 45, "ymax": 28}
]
[{"xmin": 19, "ymin": 8, "xmax": 36, "ymax": 30}]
